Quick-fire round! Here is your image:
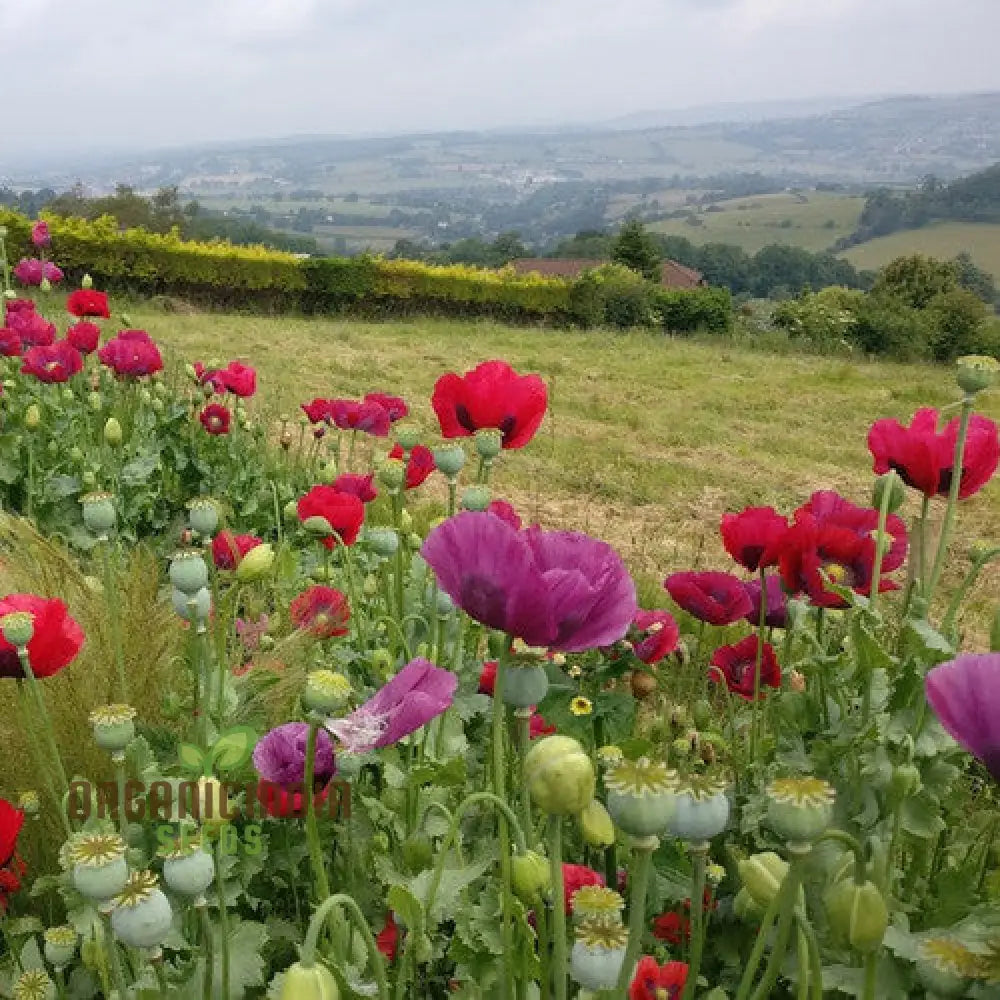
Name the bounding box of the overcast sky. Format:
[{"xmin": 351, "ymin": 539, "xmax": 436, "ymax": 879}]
[{"xmin": 2, "ymin": 0, "xmax": 997, "ymax": 158}]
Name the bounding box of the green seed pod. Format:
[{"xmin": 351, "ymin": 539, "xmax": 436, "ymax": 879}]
[
  {"xmin": 162, "ymin": 849, "xmax": 215, "ymax": 899},
  {"xmin": 169, "ymin": 551, "xmax": 209, "ymax": 595},
  {"xmin": 461, "ymin": 485, "xmax": 491, "ymax": 512},
  {"xmin": 24, "ymin": 404, "xmax": 41, "ymax": 430},
  {"xmin": 103, "ymin": 417, "xmax": 123, "ymax": 447},
  {"xmin": 277, "ymin": 961, "xmax": 340, "ymax": 1000},
  {"xmin": 432, "ymin": 443, "xmax": 465, "ymax": 478},
  {"xmin": 395, "ymin": 423, "xmax": 421, "ymax": 451},
  {"xmin": 474, "ymin": 428, "xmax": 503, "ymax": 460},
  {"xmin": 871, "ymin": 471, "xmax": 905, "ymax": 515},
  {"xmin": 889, "ymin": 763, "xmax": 922, "ymax": 801},
  {"xmin": 377, "ymin": 458, "xmax": 406, "ymax": 492},
  {"xmin": 524, "ymin": 735, "xmax": 596, "ymax": 815},
  {"xmin": 401, "ymin": 833, "xmax": 434, "ymax": 874},
  {"xmin": 511, "ymin": 850, "xmax": 551, "ymax": 904},
  {"xmin": 824, "ymin": 879, "xmax": 888, "ymax": 953},
  {"xmin": 502, "ymin": 663, "xmax": 549, "ymax": 708},
  {"xmin": 88, "ymin": 391, "xmax": 102, "ymax": 412},
  {"xmin": 578, "ymin": 799, "xmax": 615, "ymax": 848}
]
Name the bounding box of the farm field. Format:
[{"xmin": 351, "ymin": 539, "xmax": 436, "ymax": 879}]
[
  {"xmin": 842, "ymin": 220, "xmax": 1000, "ymax": 277},
  {"xmin": 146, "ymin": 305, "xmax": 1000, "ymax": 628},
  {"xmin": 650, "ymin": 191, "xmax": 865, "ymax": 253}
]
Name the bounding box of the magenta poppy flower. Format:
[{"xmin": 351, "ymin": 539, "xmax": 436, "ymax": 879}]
[
  {"xmin": 0, "ymin": 329, "xmax": 21, "ymax": 357},
  {"xmin": 4, "ymin": 299, "xmax": 35, "ymax": 317},
  {"xmin": 709, "ymin": 635, "xmax": 781, "ymax": 701},
  {"xmin": 199, "ymin": 403, "xmax": 231, "ymax": 435},
  {"xmin": 30, "ymin": 221, "xmax": 51, "ymax": 247},
  {"xmin": 365, "ymin": 392, "xmax": 408, "ymax": 422},
  {"xmin": 13, "ymin": 259, "xmax": 62, "ymax": 286},
  {"xmin": 329, "ymin": 399, "xmax": 391, "ymax": 437},
  {"xmin": 21, "ymin": 341, "xmax": 83, "ymax": 384},
  {"xmin": 664, "ymin": 571, "xmax": 752, "ymax": 626},
  {"xmin": 742, "ymin": 575, "xmax": 788, "ymax": 629},
  {"xmin": 253, "ymin": 722, "xmax": 336, "ymax": 788},
  {"xmin": 193, "ymin": 362, "xmax": 228, "ymax": 393},
  {"xmin": 301, "ymin": 398, "xmax": 331, "ymax": 424},
  {"xmin": 219, "ymin": 361, "xmax": 256, "ymax": 398},
  {"xmin": 422, "ymin": 512, "xmax": 637, "ymax": 652},
  {"xmin": 326, "ymin": 658, "xmax": 456, "ymax": 753},
  {"xmin": 720, "ymin": 506, "xmax": 788, "ymax": 572},
  {"xmin": 796, "ymin": 491, "xmax": 908, "ymax": 573},
  {"xmin": 66, "ymin": 290, "xmax": 110, "ymax": 319},
  {"xmin": 8, "ymin": 310, "xmax": 56, "ymax": 347},
  {"xmin": 66, "ymin": 322, "xmax": 100, "ymax": 355},
  {"xmin": 926, "ymin": 654, "xmax": 1000, "ymax": 782},
  {"xmin": 389, "ymin": 443, "xmax": 435, "ymax": 489},
  {"xmin": 332, "ymin": 473, "xmax": 378, "ymax": 503},
  {"xmin": 632, "ymin": 610, "xmax": 680, "ymax": 664},
  {"xmin": 98, "ymin": 330, "xmax": 163, "ymax": 377},
  {"xmin": 487, "ymin": 499, "xmax": 522, "ymax": 530}
]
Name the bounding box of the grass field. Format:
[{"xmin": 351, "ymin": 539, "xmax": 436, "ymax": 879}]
[
  {"xmin": 650, "ymin": 192, "xmax": 865, "ymax": 254},
  {"xmin": 842, "ymin": 221, "xmax": 1000, "ymax": 278},
  {"xmin": 144, "ymin": 306, "xmax": 1000, "ymax": 634}
]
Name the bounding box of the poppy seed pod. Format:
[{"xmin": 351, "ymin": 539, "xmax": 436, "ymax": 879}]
[
  {"xmin": 824, "ymin": 878, "xmax": 888, "ymax": 953},
  {"xmin": 367, "ymin": 527, "xmax": 399, "ymax": 557},
  {"xmin": 90, "ymin": 704, "xmax": 137, "ymax": 756},
  {"xmin": 110, "ymin": 874, "xmax": 173, "ymax": 950},
  {"xmin": 13, "ymin": 971, "xmax": 56, "ymax": 1000},
  {"xmin": 173, "ymin": 587, "xmax": 211, "ymax": 623},
  {"xmin": 433, "ymin": 443, "xmax": 466, "ymax": 479},
  {"xmin": 474, "ymin": 428, "xmax": 504, "ymax": 460},
  {"xmin": 525, "ymin": 735, "xmax": 596, "ymax": 815},
  {"xmin": 395, "ymin": 423, "xmax": 421, "ymax": 451},
  {"xmin": 24, "ymin": 404, "xmax": 41, "ymax": 430},
  {"xmin": 163, "ymin": 849, "xmax": 216, "ymax": 900},
  {"xmin": 578, "ymin": 799, "xmax": 615, "ymax": 848},
  {"xmin": 511, "ymin": 850, "xmax": 551, "ymax": 903},
  {"xmin": 502, "ymin": 663, "xmax": 549, "ymax": 708},
  {"xmin": 188, "ymin": 499, "xmax": 219, "ymax": 538},
  {"xmin": 169, "ymin": 551, "xmax": 210, "ymax": 595},
  {"xmin": 43, "ymin": 926, "xmax": 78, "ymax": 969},
  {"xmin": 665, "ymin": 779, "xmax": 730, "ymax": 843},
  {"xmin": 1, "ymin": 611, "xmax": 34, "ymax": 649},
  {"xmin": 377, "ymin": 458, "xmax": 406, "ymax": 492},
  {"xmin": 766, "ymin": 777, "xmax": 835, "ymax": 845},
  {"xmin": 605, "ymin": 758, "xmax": 677, "ymax": 838},
  {"xmin": 956, "ymin": 355, "xmax": 1000, "ymax": 396},
  {"xmin": 81, "ymin": 492, "xmax": 116, "ymax": 537},
  {"xmin": 278, "ymin": 962, "xmax": 340, "ymax": 1000},
  {"xmin": 461, "ymin": 485, "xmax": 491, "ymax": 512},
  {"xmin": 871, "ymin": 471, "xmax": 905, "ymax": 515}
]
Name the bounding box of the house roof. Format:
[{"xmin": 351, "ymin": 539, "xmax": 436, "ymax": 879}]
[{"xmin": 511, "ymin": 257, "xmax": 705, "ymax": 288}]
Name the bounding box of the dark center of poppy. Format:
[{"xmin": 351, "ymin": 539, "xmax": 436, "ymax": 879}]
[{"xmin": 822, "ymin": 562, "xmax": 854, "ymax": 587}]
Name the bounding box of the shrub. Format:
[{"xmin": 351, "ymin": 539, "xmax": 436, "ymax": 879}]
[
  {"xmin": 925, "ymin": 286, "xmax": 990, "ymax": 361},
  {"xmin": 653, "ymin": 286, "xmax": 733, "ymax": 335},
  {"xmin": 846, "ymin": 294, "xmax": 934, "ymax": 361},
  {"xmin": 568, "ymin": 264, "xmax": 656, "ymax": 328}
]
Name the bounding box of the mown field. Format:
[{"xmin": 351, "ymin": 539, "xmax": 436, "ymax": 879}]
[
  {"xmin": 145, "ymin": 305, "xmax": 1000, "ymax": 633},
  {"xmin": 650, "ymin": 191, "xmax": 865, "ymax": 253},
  {"xmin": 843, "ymin": 220, "xmax": 1000, "ymax": 278}
]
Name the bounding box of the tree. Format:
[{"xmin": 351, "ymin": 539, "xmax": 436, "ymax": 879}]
[
  {"xmin": 953, "ymin": 252, "xmax": 997, "ymax": 306},
  {"xmin": 872, "ymin": 254, "xmax": 958, "ymax": 309},
  {"xmin": 610, "ymin": 219, "xmax": 662, "ymax": 282}
]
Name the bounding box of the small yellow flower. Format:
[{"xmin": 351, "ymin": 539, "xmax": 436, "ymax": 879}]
[
  {"xmin": 567, "ymin": 666, "xmax": 583, "ymax": 679},
  {"xmin": 570, "ymin": 696, "xmax": 593, "ymax": 717},
  {"xmin": 597, "ymin": 745, "xmax": 624, "ymax": 765},
  {"xmin": 572, "ymin": 885, "xmax": 625, "ymax": 921}
]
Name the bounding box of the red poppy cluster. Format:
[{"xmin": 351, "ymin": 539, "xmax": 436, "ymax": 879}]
[
  {"xmin": 300, "ymin": 393, "xmax": 407, "ymax": 437},
  {"xmin": 0, "ymin": 798, "xmax": 25, "ymax": 913},
  {"xmin": 211, "ymin": 531, "xmax": 262, "ymax": 570},
  {"xmin": 432, "ymin": 360, "xmax": 547, "ymax": 450},
  {"xmin": 297, "ymin": 486, "xmax": 366, "ymax": 549},
  {"xmin": 388, "ymin": 443, "xmax": 436, "ymax": 489},
  {"xmin": 98, "ymin": 329, "xmax": 163, "ymax": 378},
  {"xmin": 630, "ymin": 957, "xmax": 689, "ymax": 1000},
  {"xmin": 194, "ymin": 360, "xmax": 257, "ymax": 398},
  {"xmin": 290, "ymin": 586, "xmax": 351, "ymax": 639}
]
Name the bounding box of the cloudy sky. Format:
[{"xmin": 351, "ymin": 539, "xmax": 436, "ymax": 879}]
[{"xmin": 3, "ymin": 0, "xmax": 997, "ymax": 158}]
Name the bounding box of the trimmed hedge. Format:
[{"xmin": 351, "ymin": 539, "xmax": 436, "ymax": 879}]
[{"xmin": 0, "ymin": 209, "xmax": 730, "ymax": 330}]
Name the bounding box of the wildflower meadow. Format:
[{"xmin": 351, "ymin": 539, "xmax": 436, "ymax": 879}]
[{"xmin": 1, "ymin": 224, "xmax": 1000, "ymax": 1000}]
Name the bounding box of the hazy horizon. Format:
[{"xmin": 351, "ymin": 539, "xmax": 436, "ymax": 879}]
[{"xmin": 2, "ymin": 0, "xmax": 998, "ymax": 164}]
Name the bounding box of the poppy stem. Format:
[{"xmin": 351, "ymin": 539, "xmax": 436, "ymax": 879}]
[
  {"xmin": 491, "ymin": 652, "xmax": 516, "ymax": 1000},
  {"xmin": 750, "ymin": 568, "xmax": 768, "ymax": 764},
  {"xmin": 547, "ymin": 817, "xmax": 569, "ymax": 1000},
  {"xmin": 927, "ymin": 396, "xmax": 974, "ymax": 605},
  {"xmin": 616, "ymin": 836, "xmax": 656, "ymax": 995},
  {"xmin": 868, "ymin": 473, "xmax": 893, "ymax": 615},
  {"xmin": 214, "ymin": 841, "xmax": 231, "ymax": 1000},
  {"xmin": 303, "ymin": 723, "xmax": 332, "ymax": 902},
  {"xmin": 199, "ymin": 906, "xmax": 214, "ymax": 1000},
  {"xmin": 16, "ymin": 648, "xmax": 70, "ymax": 801},
  {"xmin": 679, "ymin": 844, "xmax": 708, "ymax": 1000},
  {"xmin": 99, "ymin": 537, "xmax": 129, "ymax": 704}
]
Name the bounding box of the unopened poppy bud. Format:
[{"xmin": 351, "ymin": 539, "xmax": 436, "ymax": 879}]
[
  {"xmin": 81, "ymin": 273, "xmax": 93, "ymax": 289},
  {"xmin": 25, "ymin": 404, "xmax": 41, "ymax": 430},
  {"xmin": 236, "ymin": 544, "xmax": 275, "ymax": 582},
  {"xmin": 889, "ymin": 762, "xmax": 921, "ymax": 800},
  {"xmin": 303, "ymin": 515, "xmax": 334, "ymax": 537},
  {"xmin": 277, "ymin": 961, "xmax": 341, "ymax": 1000},
  {"xmin": 956, "ymin": 355, "xmax": 1000, "ymax": 396},
  {"xmin": 395, "ymin": 423, "xmax": 421, "ymax": 451},
  {"xmin": 377, "ymin": 458, "xmax": 406, "ymax": 492},
  {"xmin": 104, "ymin": 417, "xmax": 123, "ymax": 446},
  {"xmin": 825, "ymin": 879, "xmax": 888, "ymax": 952},
  {"xmin": 630, "ymin": 670, "xmax": 657, "ymax": 699},
  {"xmin": 88, "ymin": 391, "xmax": 102, "ymax": 412},
  {"xmin": 69, "ymin": 446, "xmax": 84, "ymax": 464},
  {"xmin": 578, "ymin": 799, "xmax": 615, "ymax": 848},
  {"xmin": 170, "ymin": 551, "xmax": 209, "ymax": 595},
  {"xmin": 691, "ymin": 699, "xmax": 712, "ymax": 729},
  {"xmin": 302, "ymin": 669, "xmax": 351, "ymax": 714},
  {"xmin": 1, "ymin": 611, "xmax": 34, "ymax": 649},
  {"xmin": 671, "ymin": 737, "xmax": 691, "ymax": 760},
  {"xmin": 82, "ymin": 470, "xmax": 97, "ymax": 490},
  {"xmin": 400, "ymin": 509, "xmax": 413, "ymax": 532},
  {"xmin": 733, "ymin": 886, "xmax": 765, "ymax": 921},
  {"xmin": 462, "ymin": 485, "xmax": 491, "ymax": 512},
  {"xmin": 474, "ymin": 428, "xmax": 503, "ymax": 460},
  {"xmin": 61, "ymin": 387, "xmax": 74, "ymax": 404},
  {"xmin": 17, "ymin": 791, "xmax": 39, "ymax": 816},
  {"xmin": 872, "ymin": 471, "xmax": 905, "ymax": 514},
  {"xmin": 363, "ymin": 573, "xmax": 378, "ymax": 597},
  {"xmin": 511, "ymin": 850, "xmax": 551, "ymax": 903},
  {"xmin": 407, "ymin": 532, "xmax": 422, "ymax": 551},
  {"xmin": 318, "ymin": 462, "xmax": 337, "ymax": 485},
  {"xmin": 433, "ymin": 443, "xmax": 466, "ymax": 479},
  {"xmin": 435, "ymin": 589, "xmax": 455, "ymax": 618},
  {"xmin": 283, "ymin": 499, "xmax": 299, "ymax": 524},
  {"xmin": 138, "ymin": 387, "xmax": 152, "ymax": 406},
  {"xmin": 738, "ymin": 852, "xmax": 789, "ymax": 907},
  {"xmin": 260, "ymin": 635, "xmax": 275, "ymax": 651},
  {"xmin": 525, "ymin": 735, "xmax": 596, "ymax": 815},
  {"xmin": 40, "ymin": 277, "xmax": 51, "ymax": 293}
]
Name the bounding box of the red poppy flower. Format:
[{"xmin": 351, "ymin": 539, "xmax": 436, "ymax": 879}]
[
  {"xmin": 199, "ymin": 403, "xmax": 231, "ymax": 435},
  {"xmin": 211, "ymin": 531, "xmax": 261, "ymax": 570},
  {"xmin": 487, "ymin": 499, "xmax": 522, "ymax": 530},
  {"xmin": 21, "ymin": 341, "xmax": 83, "ymax": 383},
  {"xmin": 664, "ymin": 571, "xmax": 752, "ymax": 625},
  {"xmin": 652, "ymin": 910, "xmax": 691, "ymax": 945},
  {"xmin": 301, "ymin": 398, "xmax": 331, "ymax": 424},
  {"xmin": 869, "ymin": 407, "xmax": 1000, "ymax": 501},
  {"xmin": 297, "ymin": 486, "xmax": 365, "ymax": 548},
  {"xmin": 376, "ymin": 913, "xmax": 400, "ymax": 962},
  {"xmin": 0, "ymin": 329, "xmax": 21, "ymax": 357},
  {"xmin": 329, "ymin": 399, "xmax": 391, "ymax": 437},
  {"xmin": 254, "ymin": 778, "xmax": 331, "ymax": 819},
  {"xmin": 4, "ymin": 299, "xmax": 35, "ymax": 317},
  {"xmin": 290, "ymin": 586, "xmax": 350, "ymax": 638},
  {"xmin": 66, "ymin": 321, "xmax": 100, "ymax": 354},
  {"xmin": 632, "ymin": 610, "xmax": 680, "ymax": 664},
  {"xmin": 529, "ymin": 712, "xmax": 556, "ymax": 739},
  {"xmin": 365, "ymin": 393, "xmax": 408, "ymax": 422},
  {"xmin": 67, "ymin": 289, "xmax": 111, "ymax": 319},
  {"xmin": 478, "ymin": 661, "xmax": 497, "ymax": 695},
  {"xmin": 796, "ymin": 490, "xmax": 908, "ymax": 573},
  {"xmin": 193, "ymin": 362, "xmax": 227, "ymax": 393},
  {"xmin": 630, "ymin": 958, "xmax": 689, "ymax": 1000},
  {"xmin": 389, "ymin": 443, "xmax": 435, "ymax": 489},
  {"xmin": 98, "ymin": 330, "xmax": 163, "ymax": 377},
  {"xmin": 8, "ymin": 310, "xmax": 56, "ymax": 347},
  {"xmin": 0, "ymin": 594, "xmax": 84, "ymax": 679},
  {"xmin": 709, "ymin": 635, "xmax": 781, "ymax": 701},
  {"xmin": 432, "ymin": 360, "xmax": 548, "ymax": 450},
  {"xmin": 779, "ymin": 514, "xmax": 894, "ymax": 609},
  {"xmin": 332, "ymin": 473, "xmax": 378, "ymax": 503},
  {"xmin": 720, "ymin": 506, "xmax": 788, "ymax": 572},
  {"xmin": 220, "ymin": 361, "xmax": 256, "ymax": 398},
  {"xmin": 0, "ymin": 799, "xmax": 24, "ymax": 869},
  {"xmin": 563, "ymin": 864, "xmax": 605, "ymax": 914}
]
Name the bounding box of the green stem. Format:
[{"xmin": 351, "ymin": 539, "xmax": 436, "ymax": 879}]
[
  {"xmin": 15, "ymin": 680, "xmax": 68, "ymax": 835},
  {"xmin": 490, "ymin": 651, "xmax": 514, "ymax": 999},
  {"xmin": 447, "ymin": 480, "xmax": 457, "ymax": 517},
  {"xmin": 304, "ymin": 723, "xmax": 332, "ymax": 902},
  {"xmin": 215, "ymin": 843, "xmax": 231, "ymax": 1000},
  {"xmin": 750, "ymin": 567, "xmax": 768, "ymax": 763},
  {"xmin": 868, "ymin": 476, "xmax": 893, "ymax": 615},
  {"xmin": 814, "ymin": 829, "xmax": 867, "ymax": 882},
  {"xmin": 154, "ymin": 958, "xmax": 170, "ymax": 997},
  {"xmin": 515, "ymin": 709, "xmax": 533, "ymax": 845},
  {"xmin": 796, "ymin": 912, "xmax": 824, "ymax": 1000},
  {"xmin": 536, "ymin": 899, "xmax": 551, "ymax": 1000},
  {"xmin": 104, "ymin": 917, "xmax": 130, "ymax": 1000},
  {"xmin": 616, "ymin": 837, "xmax": 657, "ymax": 993},
  {"xmin": 861, "ymin": 952, "xmax": 877, "ymax": 1000},
  {"xmin": 199, "ymin": 907, "xmax": 214, "ymax": 1000},
  {"xmin": 795, "ymin": 927, "xmax": 810, "ymax": 1000},
  {"xmin": 679, "ymin": 845, "xmax": 708, "ymax": 1000},
  {"xmin": 391, "ymin": 495, "xmax": 405, "ymax": 621},
  {"xmin": 747, "ymin": 851, "xmax": 808, "ymax": 1000},
  {"xmin": 17, "ymin": 648, "xmax": 70, "ymax": 799},
  {"xmin": 927, "ymin": 397, "xmax": 974, "ymax": 603},
  {"xmin": 547, "ymin": 817, "xmax": 568, "ymax": 1000},
  {"xmin": 300, "ymin": 894, "xmax": 391, "ymax": 1000},
  {"xmin": 115, "ymin": 759, "xmax": 128, "ymax": 840},
  {"xmin": 100, "ymin": 539, "xmax": 129, "ymax": 703}
]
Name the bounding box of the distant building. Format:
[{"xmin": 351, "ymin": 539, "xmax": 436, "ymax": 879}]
[{"xmin": 511, "ymin": 258, "xmax": 706, "ymax": 288}]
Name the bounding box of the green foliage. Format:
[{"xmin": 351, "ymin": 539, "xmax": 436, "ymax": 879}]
[
  {"xmin": 611, "ymin": 219, "xmax": 663, "ymax": 282},
  {"xmin": 653, "ymin": 285, "xmax": 733, "ymax": 335},
  {"xmin": 871, "ymin": 254, "xmax": 960, "ymax": 309}
]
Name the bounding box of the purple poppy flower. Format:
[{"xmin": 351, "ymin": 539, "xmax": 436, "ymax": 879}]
[
  {"xmin": 421, "ymin": 512, "xmax": 637, "ymax": 653},
  {"xmin": 13, "ymin": 258, "xmax": 63, "ymax": 287},
  {"xmin": 252, "ymin": 722, "xmax": 336, "ymax": 788},
  {"xmin": 664, "ymin": 570, "xmax": 752, "ymax": 626},
  {"xmin": 742, "ymin": 575, "xmax": 788, "ymax": 629},
  {"xmin": 326, "ymin": 658, "xmax": 456, "ymax": 753},
  {"xmin": 926, "ymin": 654, "xmax": 1000, "ymax": 781},
  {"xmin": 31, "ymin": 221, "xmax": 51, "ymax": 247}
]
